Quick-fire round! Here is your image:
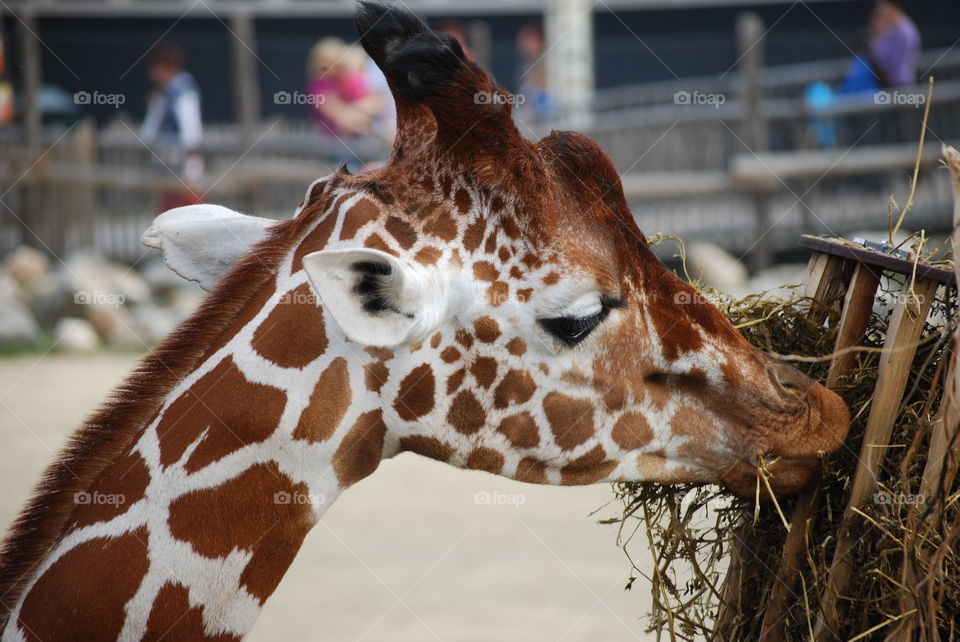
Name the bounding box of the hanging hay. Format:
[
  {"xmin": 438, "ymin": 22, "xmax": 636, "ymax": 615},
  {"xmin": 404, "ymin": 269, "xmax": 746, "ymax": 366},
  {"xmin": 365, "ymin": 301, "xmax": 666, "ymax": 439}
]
[{"xmin": 606, "ymin": 268, "xmax": 959, "ymax": 641}]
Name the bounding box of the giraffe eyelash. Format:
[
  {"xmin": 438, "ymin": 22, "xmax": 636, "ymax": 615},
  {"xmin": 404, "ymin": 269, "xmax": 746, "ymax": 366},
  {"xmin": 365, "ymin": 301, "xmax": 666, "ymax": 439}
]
[{"xmin": 539, "ymin": 297, "xmax": 623, "ymax": 347}]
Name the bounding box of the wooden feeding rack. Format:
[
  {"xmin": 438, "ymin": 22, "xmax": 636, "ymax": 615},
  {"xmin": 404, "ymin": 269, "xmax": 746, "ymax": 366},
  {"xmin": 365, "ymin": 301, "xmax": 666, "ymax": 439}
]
[{"xmin": 749, "ymin": 234, "xmax": 956, "ymax": 641}]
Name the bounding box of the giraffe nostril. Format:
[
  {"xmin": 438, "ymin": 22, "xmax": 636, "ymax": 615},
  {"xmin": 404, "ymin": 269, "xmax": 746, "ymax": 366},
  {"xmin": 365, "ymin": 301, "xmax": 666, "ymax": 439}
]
[{"xmin": 768, "ymin": 362, "xmax": 815, "ymax": 396}]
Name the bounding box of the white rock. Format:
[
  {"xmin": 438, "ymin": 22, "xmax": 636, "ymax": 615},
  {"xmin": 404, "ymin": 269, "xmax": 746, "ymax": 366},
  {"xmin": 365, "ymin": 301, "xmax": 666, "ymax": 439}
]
[
  {"xmin": 53, "ymin": 317, "xmax": 99, "ymax": 353},
  {"xmin": 0, "ymin": 287, "xmax": 40, "ymax": 347},
  {"xmin": 687, "ymin": 242, "xmax": 748, "ymax": 294}
]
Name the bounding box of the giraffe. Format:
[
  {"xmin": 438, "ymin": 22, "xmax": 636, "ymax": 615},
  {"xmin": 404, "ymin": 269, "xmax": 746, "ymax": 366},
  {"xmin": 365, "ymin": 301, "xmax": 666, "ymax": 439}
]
[{"xmin": 0, "ymin": 2, "xmax": 850, "ymax": 639}]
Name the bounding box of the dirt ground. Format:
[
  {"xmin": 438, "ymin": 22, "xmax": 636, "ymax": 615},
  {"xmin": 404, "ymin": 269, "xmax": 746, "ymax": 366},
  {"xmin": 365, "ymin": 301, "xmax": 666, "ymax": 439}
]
[{"xmin": 0, "ymin": 354, "xmax": 656, "ymax": 641}]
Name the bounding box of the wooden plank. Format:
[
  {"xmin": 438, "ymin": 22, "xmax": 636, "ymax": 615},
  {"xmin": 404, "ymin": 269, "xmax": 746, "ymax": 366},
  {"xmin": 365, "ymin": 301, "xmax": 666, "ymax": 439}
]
[
  {"xmin": 803, "ymin": 252, "xmax": 846, "ymax": 326},
  {"xmin": 826, "ymin": 264, "xmax": 882, "ymax": 388},
  {"xmin": 800, "ymin": 234, "xmax": 955, "ymax": 286},
  {"xmin": 759, "ymin": 260, "xmax": 879, "ymax": 642},
  {"xmin": 813, "ymin": 276, "xmax": 939, "ymax": 640}
]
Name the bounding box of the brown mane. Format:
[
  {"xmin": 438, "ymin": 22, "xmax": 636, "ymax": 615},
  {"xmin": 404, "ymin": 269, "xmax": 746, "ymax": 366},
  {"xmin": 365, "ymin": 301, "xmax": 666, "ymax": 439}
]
[{"xmin": 0, "ymin": 190, "xmax": 334, "ymax": 624}]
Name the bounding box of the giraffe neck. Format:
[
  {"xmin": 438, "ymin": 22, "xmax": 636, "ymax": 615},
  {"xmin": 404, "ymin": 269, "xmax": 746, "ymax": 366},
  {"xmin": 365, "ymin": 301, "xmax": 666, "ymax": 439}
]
[{"xmin": 2, "ymin": 188, "xmax": 395, "ymax": 640}]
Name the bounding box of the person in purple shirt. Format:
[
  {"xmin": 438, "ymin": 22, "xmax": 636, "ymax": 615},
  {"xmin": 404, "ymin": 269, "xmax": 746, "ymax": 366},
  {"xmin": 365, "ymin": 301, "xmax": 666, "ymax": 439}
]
[{"xmin": 869, "ymin": 0, "xmax": 921, "ymax": 87}]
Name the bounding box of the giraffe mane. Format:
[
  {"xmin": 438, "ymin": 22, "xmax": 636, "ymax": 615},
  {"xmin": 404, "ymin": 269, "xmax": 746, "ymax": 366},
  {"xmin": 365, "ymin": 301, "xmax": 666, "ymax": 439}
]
[{"xmin": 0, "ymin": 193, "xmax": 333, "ymax": 624}]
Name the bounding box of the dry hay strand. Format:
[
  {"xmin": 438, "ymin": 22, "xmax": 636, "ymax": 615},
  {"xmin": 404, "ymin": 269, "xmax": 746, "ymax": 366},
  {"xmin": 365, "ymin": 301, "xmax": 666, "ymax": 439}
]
[{"xmin": 605, "ymin": 275, "xmax": 959, "ymax": 641}]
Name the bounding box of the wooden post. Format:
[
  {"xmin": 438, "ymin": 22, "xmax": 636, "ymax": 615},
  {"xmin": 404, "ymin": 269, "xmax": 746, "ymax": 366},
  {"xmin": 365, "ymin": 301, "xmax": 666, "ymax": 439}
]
[
  {"xmin": 737, "ymin": 12, "xmax": 771, "ymax": 272},
  {"xmin": 229, "ymin": 10, "xmax": 260, "ymax": 212},
  {"xmin": 813, "ymin": 276, "xmax": 939, "ymax": 640},
  {"xmin": 759, "ymin": 261, "xmax": 879, "ymax": 642},
  {"xmin": 14, "ymin": 7, "xmax": 42, "ymax": 251}
]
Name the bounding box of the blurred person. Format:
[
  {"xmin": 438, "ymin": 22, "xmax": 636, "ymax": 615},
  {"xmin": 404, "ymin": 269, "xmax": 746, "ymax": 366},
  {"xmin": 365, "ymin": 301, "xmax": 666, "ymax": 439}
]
[
  {"xmin": 306, "ymin": 38, "xmax": 373, "ymax": 139},
  {"xmin": 0, "ymin": 27, "xmax": 13, "ymax": 124},
  {"xmin": 514, "ymin": 24, "xmax": 554, "ymax": 123},
  {"xmin": 869, "ymin": 0, "xmax": 920, "ymax": 87},
  {"xmin": 140, "ymin": 42, "xmax": 204, "ymax": 211}
]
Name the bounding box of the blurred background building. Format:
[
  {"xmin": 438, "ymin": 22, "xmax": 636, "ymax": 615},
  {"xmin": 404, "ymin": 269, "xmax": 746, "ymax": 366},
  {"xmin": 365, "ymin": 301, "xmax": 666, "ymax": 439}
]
[{"xmin": 1, "ymin": 0, "xmax": 959, "ymax": 349}]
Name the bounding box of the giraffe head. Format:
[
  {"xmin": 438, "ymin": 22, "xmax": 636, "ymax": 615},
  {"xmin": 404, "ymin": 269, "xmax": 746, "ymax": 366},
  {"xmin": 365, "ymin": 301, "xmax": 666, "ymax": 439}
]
[{"xmin": 157, "ymin": 1, "xmax": 849, "ymax": 498}]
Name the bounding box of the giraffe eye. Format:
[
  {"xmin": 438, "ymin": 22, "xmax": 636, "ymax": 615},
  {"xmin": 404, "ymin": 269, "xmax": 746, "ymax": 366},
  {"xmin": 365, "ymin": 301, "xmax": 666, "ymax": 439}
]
[{"xmin": 539, "ymin": 298, "xmax": 623, "ymax": 347}]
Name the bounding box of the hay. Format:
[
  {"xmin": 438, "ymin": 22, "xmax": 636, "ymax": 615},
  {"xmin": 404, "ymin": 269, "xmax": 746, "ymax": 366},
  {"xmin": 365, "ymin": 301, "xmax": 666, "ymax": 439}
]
[{"xmin": 607, "ymin": 274, "xmax": 960, "ymax": 641}]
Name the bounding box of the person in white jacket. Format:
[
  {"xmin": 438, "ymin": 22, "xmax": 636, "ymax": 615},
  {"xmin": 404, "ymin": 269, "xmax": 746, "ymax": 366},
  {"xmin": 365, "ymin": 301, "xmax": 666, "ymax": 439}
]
[{"xmin": 140, "ymin": 42, "xmax": 204, "ymax": 211}]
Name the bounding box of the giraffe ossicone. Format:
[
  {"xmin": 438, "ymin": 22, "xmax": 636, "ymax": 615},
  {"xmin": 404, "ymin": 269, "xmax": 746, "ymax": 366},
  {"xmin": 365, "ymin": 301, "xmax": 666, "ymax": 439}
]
[{"xmin": 0, "ymin": 1, "xmax": 850, "ymax": 639}]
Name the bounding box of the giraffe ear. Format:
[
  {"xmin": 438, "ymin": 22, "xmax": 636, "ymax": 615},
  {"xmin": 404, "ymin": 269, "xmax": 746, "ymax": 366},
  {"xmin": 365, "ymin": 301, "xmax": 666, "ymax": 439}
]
[
  {"xmin": 142, "ymin": 205, "xmax": 275, "ymax": 291},
  {"xmin": 302, "ymin": 248, "xmax": 445, "ymax": 347}
]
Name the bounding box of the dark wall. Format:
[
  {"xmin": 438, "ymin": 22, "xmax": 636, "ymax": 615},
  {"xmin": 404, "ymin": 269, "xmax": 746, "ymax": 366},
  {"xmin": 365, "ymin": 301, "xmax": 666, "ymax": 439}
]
[{"xmin": 2, "ymin": 0, "xmax": 957, "ymax": 124}]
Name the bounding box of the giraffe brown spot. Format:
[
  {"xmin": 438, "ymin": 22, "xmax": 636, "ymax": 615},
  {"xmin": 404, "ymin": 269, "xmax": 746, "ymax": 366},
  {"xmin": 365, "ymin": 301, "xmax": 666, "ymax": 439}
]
[
  {"xmin": 400, "ymin": 435, "xmax": 453, "ymax": 461},
  {"xmin": 292, "ymin": 212, "xmax": 338, "ymax": 272},
  {"xmin": 167, "ymin": 462, "xmax": 312, "ymax": 604},
  {"xmin": 293, "ymin": 358, "xmax": 351, "ymax": 443},
  {"xmin": 251, "ymin": 283, "xmax": 327, "ymax": 368},
  {"xmin": 473, "ymin": 261, "xmax": 498, "ymax": 281},
  {"xmin": 543, "ymin": 392, "xmax": 594, "ymax": 451},
  {"xmin": 509, "ymin": 266, "xmax": 523, "ymax": 279},
  {"xmin": 431, "ymin": 211, "xmax": 458, "ymax": 241},
  {"xmin": 515, "ymin": 457, "xmax": 547, "ymax": 483},
  {"xmin": 430, "ymin": 333, "xmax": 442, "ymax": 348},
  {"xmin": 144, "ymin": 583, "xmax": 241, "ymax": 642},
  {"xmin": 520, "ymin": 252, "xmax": 543, "ymax": 269},
  {"xmin": 473, "ymin": 316, "xmax": 501, "ymax": 343},
  {"xmin": 448, "ymin": 390, "xmax": 485, "ymax": 435},
  {"xmin": 497, "ymin": 412, "xmax": 540, "ymax": 448},
  {"xmin": 364, "ymin": 233, "xmax": 392, "ymax": 253},
  {"xmin": 470, "ymin": 356, "xmax": 498, "ymax": 388},
  {"xmin": 409, "ymin": 340, "xmax": 424, "ymax": 352},
  {"xmin": 156, "ymin": 357, "xmax": 285, "ymax": 473},
  {"xmin": 612, "ymin": 412, "xmax": 654, "ymax": 450},
  {"xmin": 491, "ymin": 195, "xmax": 505, "ymax": 212},
  {"xmin": 516, "ymin": 288, "xmax": 533, "ymax": 302},
  {"xmin": 484, "ymin": 232, "xmax": 497, "ymax": 254},
  {"xmin": 543, "ymin": 272, "xmax": 560, "ymax": 285},
  {"xmin": 394, "ymin": 364, "xmax": 435, "ymax": 420},
  {"xmin": 560, "ymin": 445, "xmax": 618, "ymax": 485},
  {"xmin": 439, "ymin": 173, "xmax": 453, "ymax": 198},
  {"xmin": 493, "ymin": 369, "xmax": 536, "ymax": 409},
  {"xmin": 68, "ymin": 449, "xmax": 149, "ymax": 531},
  {"xmin": 18, "ymin": 527, "xmax": 149, "ymax": 641},
  {"xmin": 501, "ymin": 216, "xmax": 521, "ymax": 240},
  {"xmin": 498, "ymin": 246, "xmax": 511, "ymax": 262},
  {"xmin": 602, "ymin": 385, "xmax": 628, "ymax": 412},
  {"xmin": 456, "ymin": 329, "xmax": 474, "ymax": 349},
  {"xmin": 466, "ymin": 447, "xmax": 505, "ymax": 474},
  {"xmin": 506, "ymin": 338, "xmax": 527, "ymax": 356},
  {"xmin": 454, "ymin": 187, "xmax": 472, "ymax": 213},
  {"xmin": 447, "ymin": 368, "xmax": 466, "ymax": 394},
  {"xmin": 440, "ymin": 346, "xmax": 460, "ymax": 363},
  {"xmin": 334, "ymin": 410, "xmax": 388, "ymax": 486},
  {"xmin": 463, "ymin": 219, "xmax": 485, "ymax": 252},
  {"xmin": 339, "ymin": 199, "xmax": 380, "ymax": 240},
  {"xmin": 487, "ymin": 281, "xmax": 509, "ymax": 306},
  {"xmin": 385, "ymin": 216, "xmax": 416, "ymax": 249},
  {"xmin": 365, "ymin": 346, "xmax": 394, "ymax": 361},
  {"xmin": 415, "ymin": 246, "xmax": 442, "ymax": 265},
  {"xmin": 364, "ymin": 360, "xmax": 390, "ymax": 393}
]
